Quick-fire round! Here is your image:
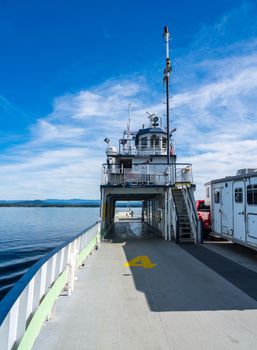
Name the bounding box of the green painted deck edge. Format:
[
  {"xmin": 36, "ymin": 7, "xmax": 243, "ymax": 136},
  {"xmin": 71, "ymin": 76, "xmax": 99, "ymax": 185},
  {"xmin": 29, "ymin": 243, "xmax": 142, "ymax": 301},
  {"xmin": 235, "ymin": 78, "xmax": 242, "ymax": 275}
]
[
  {"xmin": 76, "ymin": 232, "xmax": 100, "ymax": 268},
  {"xmin": 17, "ymin": 269, "xmax": 68, "ymax": 350},
  {"xmin": 17, "ymin": 231, "xmax": 100, "ymax": 350}
]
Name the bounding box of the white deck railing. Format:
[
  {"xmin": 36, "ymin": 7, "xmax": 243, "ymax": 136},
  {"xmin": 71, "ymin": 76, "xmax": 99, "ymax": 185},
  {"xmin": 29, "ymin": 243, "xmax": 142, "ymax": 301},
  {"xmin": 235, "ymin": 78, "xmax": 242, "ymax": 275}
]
[
  {"xmin": 120, "ymin": 145, "xmax": 167, "ymax": 156},
  {"xmin": 0, "ymin": 221, "xmax": 101, "ymax": 350},
  {"xmin": 101, "ymin": 163, "xmax": 193, "ymax": 186}
]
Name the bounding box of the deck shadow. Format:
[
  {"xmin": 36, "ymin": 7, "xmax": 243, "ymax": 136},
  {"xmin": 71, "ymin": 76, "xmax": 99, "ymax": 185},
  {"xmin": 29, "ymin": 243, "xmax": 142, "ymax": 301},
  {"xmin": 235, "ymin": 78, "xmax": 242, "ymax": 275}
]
[
  {"xmin": 181, "ymin": 244, "xmax": 257, "ymax": 303},
  {"xmin": 107, "ymin": 222, "xmax": 257, "ymax": 312}
]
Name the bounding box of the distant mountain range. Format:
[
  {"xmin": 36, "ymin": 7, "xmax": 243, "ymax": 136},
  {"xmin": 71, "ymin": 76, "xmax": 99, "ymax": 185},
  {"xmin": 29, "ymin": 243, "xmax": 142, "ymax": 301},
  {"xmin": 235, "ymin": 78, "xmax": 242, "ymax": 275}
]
[{"xmin": 0, "ymin": 199, "xmax": 142, "ymax": 207}]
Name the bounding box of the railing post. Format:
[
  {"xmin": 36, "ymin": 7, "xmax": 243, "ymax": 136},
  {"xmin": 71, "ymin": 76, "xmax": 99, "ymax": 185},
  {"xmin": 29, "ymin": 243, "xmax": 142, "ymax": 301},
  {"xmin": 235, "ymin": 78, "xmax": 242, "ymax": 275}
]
[
  {"xmin": 67, "ymin": 241, "xmax": 77, "ymax": 296},
  {"xmin": 96, "ymin": 223, "xmax": 101, "ymax": 249},
  {"xmin": 7, "ymin": 298, "xmax": 19, "ymax": 350},
  {"xmin": 197, "ymin": 220, "xmax": 204, "ymax": 244},
  {"xmin": 26, "ymin": 279, "xmax": 35, "ymax": 324},
  {"xmin": 0, "ymin": 315, "xmax": 9, "ymax": 350}
]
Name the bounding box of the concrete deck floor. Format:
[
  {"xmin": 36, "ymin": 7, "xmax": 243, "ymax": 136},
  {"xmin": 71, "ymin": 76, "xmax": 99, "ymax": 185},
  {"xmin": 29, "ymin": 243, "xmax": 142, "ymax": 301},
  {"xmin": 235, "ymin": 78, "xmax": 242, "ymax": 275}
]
[{"xmin": 34, "ymin": 222, "xmax": 257, "ymax": 350}]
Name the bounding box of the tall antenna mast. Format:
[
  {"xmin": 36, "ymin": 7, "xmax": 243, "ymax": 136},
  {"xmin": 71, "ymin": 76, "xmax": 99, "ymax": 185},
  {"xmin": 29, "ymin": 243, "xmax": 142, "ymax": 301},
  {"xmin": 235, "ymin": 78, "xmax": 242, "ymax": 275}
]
[
  {"xmin": 163, "ymin": 26, "xmax": 172, "ymax": 165},
  {"xmin": 128, "ymin": 103, "xmax": 131, "ymax": 137}
]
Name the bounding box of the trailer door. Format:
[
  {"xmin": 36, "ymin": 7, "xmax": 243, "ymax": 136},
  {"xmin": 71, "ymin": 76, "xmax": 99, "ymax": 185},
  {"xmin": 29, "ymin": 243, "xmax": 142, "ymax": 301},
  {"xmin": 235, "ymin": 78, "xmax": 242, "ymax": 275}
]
[
  {"xmin": 246, "ymin": 184, "xmax": 257, "ymax": 245},
  {"xmin": 213, "ymin": 187, "xmax": 222, "ymax": 233},
  {"xmin": 220, "ymin": 183, "xmax": 233, "ymax": 236},
  {"xmin": 233, "ymin": 181, "xmax": 245, "ymax": 241}
]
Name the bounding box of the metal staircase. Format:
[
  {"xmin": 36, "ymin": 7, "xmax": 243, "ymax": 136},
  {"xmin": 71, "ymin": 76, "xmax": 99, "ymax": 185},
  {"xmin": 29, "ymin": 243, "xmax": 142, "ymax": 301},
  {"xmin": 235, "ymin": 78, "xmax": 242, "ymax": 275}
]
[{"xmin": 172, "ymin": 188, "xmax": 196, "ymax": 242}]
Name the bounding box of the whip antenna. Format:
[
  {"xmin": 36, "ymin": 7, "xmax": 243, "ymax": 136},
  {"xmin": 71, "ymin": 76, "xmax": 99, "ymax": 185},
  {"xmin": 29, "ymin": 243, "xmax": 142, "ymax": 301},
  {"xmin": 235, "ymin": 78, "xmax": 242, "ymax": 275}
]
[{"xmin": 163, "ymin": 26, "xmax": 172, "ymax": 165}]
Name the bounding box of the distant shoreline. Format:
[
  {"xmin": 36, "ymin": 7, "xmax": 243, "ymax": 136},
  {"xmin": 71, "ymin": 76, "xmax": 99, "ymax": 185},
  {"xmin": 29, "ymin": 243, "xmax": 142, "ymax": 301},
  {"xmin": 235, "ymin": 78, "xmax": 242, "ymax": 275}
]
[
  {"xmin": 0, "ymin": 204, "xmax": 101, "ymax": 208},
  {"xmin": 0, "ymin": 199, "xmax": 142, "ymax": 208},
  {"xmin": 0, "ymin": 204, "xmax": 142, "ymax": 208}
]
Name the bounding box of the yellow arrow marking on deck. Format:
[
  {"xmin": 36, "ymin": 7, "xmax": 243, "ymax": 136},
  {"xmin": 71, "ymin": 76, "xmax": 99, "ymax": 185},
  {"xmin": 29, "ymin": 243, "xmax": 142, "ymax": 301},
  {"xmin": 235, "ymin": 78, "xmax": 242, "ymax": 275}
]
[{"xmin": 124, "ymin": 256, "xmax": 156, "ymax": 269}]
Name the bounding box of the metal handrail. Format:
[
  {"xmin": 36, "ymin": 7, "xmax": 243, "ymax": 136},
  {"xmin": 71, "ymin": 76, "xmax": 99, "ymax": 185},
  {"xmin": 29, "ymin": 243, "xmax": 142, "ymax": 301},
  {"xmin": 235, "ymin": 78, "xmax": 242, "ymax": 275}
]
[
  {"xmin": 0, "ymin": 221, "xmax": 100, "ymax": 350},
  {"xmin": 183, "ymin": 188, "xmax": 198, "ymax": 242},
  {"xmin": 102, "ymin": 162, "xmax": 192, "ymax": 166},
  {"xmin": 121, "ymin": 147, "xmax": 167, "ymax": 156},
  {"xmin": 175, "ymin": 165, "xmax": 193, "ymax": 183},
  {"xmin": 101, "ymin": 163, "xmax": 193, "ymax": 186},
  {"xmin": 170, "ymin": 193, "xmax": 179, "ymax": 243},
  {"xmin": 187, "ymin": 188, "xmax": 198, "ymax": 223}
]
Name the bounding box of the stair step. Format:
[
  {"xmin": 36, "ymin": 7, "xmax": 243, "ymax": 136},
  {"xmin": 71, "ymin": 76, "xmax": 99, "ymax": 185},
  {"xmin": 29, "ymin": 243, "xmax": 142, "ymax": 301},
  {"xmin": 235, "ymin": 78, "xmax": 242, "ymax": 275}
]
[
  {"xmin": 179, "ymin": 238, "xmax": 195, "ymax": 243},
  {"xmin": 179, "ymin": 233, "xmax": 193, "ymax": 237},
  {"xmin": 180, "ymin": 228, "xmax": 191, "ymax": 233}
]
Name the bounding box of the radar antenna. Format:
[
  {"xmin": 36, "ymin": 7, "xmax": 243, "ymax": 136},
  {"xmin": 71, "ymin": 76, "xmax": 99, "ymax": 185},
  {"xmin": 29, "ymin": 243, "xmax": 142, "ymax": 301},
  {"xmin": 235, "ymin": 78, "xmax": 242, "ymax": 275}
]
[{"xmin": 146, "ymin": 111, "xmax": 159, "ymax": 127}]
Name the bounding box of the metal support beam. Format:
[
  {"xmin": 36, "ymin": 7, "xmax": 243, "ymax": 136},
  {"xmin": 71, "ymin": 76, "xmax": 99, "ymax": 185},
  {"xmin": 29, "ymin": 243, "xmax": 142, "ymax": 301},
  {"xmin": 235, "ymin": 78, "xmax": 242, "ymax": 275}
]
[
  {"xmin": 167, "ymin": 187, "xmax": 171, "ymax": 240},
  {"xmin": 164, "ymin": 191, "xmax": 167, "ymax": 240}
]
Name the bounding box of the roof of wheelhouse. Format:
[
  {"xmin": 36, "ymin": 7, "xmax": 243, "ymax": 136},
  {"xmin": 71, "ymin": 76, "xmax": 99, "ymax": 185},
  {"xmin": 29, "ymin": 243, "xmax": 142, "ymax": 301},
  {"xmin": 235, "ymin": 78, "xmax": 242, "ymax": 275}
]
[
  {"xmin": 135, "ymin": 127, "xmax": 167, "ymax": 144},
  {"xmin": 136, "ymin": 127, "xmax": 167, "ymax": 136}
]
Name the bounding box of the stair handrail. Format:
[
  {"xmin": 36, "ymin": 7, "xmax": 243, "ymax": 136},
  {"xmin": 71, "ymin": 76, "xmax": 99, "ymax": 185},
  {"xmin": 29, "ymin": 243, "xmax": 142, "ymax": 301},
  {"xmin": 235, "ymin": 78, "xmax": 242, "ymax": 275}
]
[
  {"xmin": 182, "ymin": 187, "xmax": 198, "ymax": 242},
  {"xmin": 0, "ymin": 221, "xmax": 101, "ymax": 350},
  {"xmin": 170, "ymin": 191, "xmax": 179, "ymax": 243},
  {"xmin": 175, "ymin": 164, "xmax": 193, "ymax": 184}
]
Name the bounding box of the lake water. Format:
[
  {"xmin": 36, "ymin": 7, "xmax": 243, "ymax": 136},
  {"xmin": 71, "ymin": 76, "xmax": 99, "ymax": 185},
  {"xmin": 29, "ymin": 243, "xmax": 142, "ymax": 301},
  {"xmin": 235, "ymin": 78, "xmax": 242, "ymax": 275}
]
[{"xmin": 0, "ymin": 207, "xmax": 100, "ymax": 300}]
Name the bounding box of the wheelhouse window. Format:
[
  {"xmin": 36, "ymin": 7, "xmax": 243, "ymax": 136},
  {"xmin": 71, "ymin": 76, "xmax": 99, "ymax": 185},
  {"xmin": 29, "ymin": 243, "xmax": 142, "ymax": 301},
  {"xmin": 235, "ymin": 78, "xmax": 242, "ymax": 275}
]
[
  {"xmin": 206, "ymin": 187, "xmax": 210, "ymax": 198},
  {"xmin": 141, "ymin": 137, "xmax": 147, "ymax": 148},
  {"xmin": 247, "ymin": 184, "xmax": 257, "ymax": 205},
  {"xmin": 235, "ymin": 188, "xmax": 243, "ymax": 203},
  {"xmin": 162, "ymin": 137, "xmax": 167, "ymax": 148},
  {"xmin": 120, "ymin": 159, "xmax": 132, "ymax": 169},
  {"xmin": 214, "ymin": 190, "xmax": 220, "ymax": 204},
  {"xmin": 151, "ymin": 135, "xmax": 160, "ymax": 148}
]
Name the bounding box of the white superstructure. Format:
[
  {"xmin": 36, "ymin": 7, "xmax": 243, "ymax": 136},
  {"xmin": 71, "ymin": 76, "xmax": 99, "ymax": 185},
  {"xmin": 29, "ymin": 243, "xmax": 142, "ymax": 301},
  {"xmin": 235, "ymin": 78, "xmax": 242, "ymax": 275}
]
[
  {"xmin": 99, "ymin": 25, "xmax": 201, "ymax": 243},
  {"xmin": 100, "ymin": 112, "xmax": 201, "ymax": 243}
]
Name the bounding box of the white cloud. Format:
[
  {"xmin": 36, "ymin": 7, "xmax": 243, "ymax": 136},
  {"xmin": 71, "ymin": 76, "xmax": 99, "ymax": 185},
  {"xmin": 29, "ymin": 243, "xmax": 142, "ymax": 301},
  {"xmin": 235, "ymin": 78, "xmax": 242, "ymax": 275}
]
[
  {"xmin": 2, "ymin": 50, "xmax": 257, "ymax": 199},
  {"xmin": 32, "ymin": 120, "xmax": 86, "ymax": 143},
  {"xmin": 1, "ymin": 4, "xmax": 257, "ymax": 200},
  {"xmin": 49, "ymin": 80, "xmax": 145, "ymax": 121},
  {"xmin": 0, "ymin": 79, "xmax": 150, "ymax": 199},
  {"xmin": 172, "ymin": 49, "xmax": 257, "ymax": 198}
]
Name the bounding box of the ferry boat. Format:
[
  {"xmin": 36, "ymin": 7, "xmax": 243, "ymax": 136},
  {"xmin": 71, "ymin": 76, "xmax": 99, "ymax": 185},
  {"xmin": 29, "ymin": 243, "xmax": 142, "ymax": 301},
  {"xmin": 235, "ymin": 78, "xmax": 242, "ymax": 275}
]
[
  {"xmin": 1, "ymin": 27, "xmax": 257, "ymax": 350},
  {"xmin": 100, "ymin": 26, "xmax": 200, "ymax": 244},
  {"xmin": 100, "ymin": 110, "xmax": 200, "ymax": 243}
]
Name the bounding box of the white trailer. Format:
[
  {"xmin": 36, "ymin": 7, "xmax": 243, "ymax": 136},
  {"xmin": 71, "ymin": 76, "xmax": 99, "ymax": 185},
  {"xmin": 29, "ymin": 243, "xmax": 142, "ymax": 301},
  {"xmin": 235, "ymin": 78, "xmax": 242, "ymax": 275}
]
[{"xmin": 205, "ymin": 169, "xmax": 257, "ymax": 250}]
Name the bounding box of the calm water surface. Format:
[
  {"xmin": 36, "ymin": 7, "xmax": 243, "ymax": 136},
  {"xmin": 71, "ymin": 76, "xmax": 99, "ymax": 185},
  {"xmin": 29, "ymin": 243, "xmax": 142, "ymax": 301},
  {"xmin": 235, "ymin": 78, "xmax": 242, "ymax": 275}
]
[{"xmin": 0, "ymin": 207, "xmax": 99, "ymax": 299}]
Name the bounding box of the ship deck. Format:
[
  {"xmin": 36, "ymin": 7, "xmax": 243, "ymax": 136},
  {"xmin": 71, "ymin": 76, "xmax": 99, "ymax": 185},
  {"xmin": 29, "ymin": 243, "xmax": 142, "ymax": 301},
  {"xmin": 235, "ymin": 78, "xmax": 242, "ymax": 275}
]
[{"xmin": 34, "ymin": 222, "xmax": 257, "ymax": 350}]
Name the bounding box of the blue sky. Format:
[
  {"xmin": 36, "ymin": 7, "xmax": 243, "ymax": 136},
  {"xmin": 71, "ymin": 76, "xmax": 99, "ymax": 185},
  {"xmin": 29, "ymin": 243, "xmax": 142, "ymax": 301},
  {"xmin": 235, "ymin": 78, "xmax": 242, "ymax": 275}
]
[{"xmin": 0, "ymin": 0, "xmax": 257, "ymax": 199}]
